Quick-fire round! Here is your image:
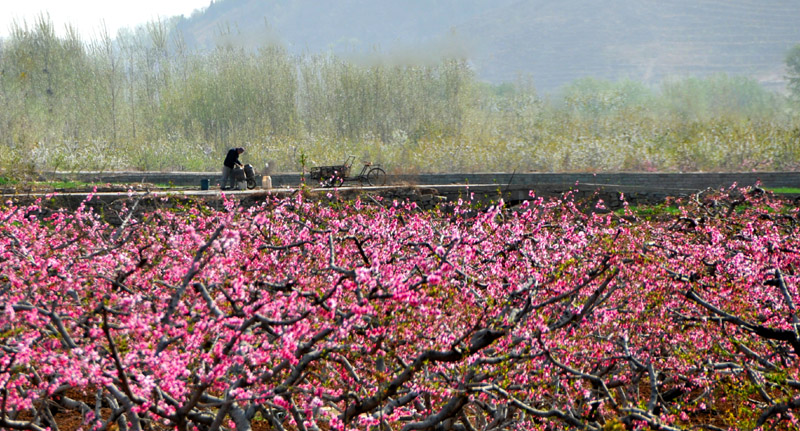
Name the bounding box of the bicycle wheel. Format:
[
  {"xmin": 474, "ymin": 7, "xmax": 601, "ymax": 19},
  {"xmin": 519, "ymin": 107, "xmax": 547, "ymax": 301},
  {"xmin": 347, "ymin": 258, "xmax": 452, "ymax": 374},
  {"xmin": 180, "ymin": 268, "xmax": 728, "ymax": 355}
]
[{"xmin": 366, "ymin": 167, "xmax": 386, "ymax": 186}]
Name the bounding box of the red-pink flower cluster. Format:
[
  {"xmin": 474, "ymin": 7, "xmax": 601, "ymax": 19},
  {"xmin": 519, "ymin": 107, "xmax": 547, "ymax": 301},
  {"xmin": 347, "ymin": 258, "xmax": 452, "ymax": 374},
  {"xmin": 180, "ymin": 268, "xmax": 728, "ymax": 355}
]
[{"xmin": 0, "ymin": 187, "xmax": 798, "ymax": 431}]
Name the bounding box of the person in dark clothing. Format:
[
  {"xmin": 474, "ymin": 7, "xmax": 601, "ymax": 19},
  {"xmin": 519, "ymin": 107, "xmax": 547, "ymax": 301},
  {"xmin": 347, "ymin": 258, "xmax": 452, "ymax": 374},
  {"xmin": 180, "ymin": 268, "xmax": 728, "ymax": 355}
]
[{"xmin": 220, "ymin": 147, "xmax": 245, "ymax": 189}]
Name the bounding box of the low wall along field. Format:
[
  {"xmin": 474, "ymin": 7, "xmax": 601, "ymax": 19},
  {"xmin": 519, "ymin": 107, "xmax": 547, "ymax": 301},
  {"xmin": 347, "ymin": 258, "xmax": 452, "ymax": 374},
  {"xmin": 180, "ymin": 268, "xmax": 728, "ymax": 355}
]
[
  {"xmin": 37, "ymin": 170, "xmax": 800, "ymax": 210},
  {"xmin": 45, "ymin": 171, "xmax": 800, "ymax": 190}
]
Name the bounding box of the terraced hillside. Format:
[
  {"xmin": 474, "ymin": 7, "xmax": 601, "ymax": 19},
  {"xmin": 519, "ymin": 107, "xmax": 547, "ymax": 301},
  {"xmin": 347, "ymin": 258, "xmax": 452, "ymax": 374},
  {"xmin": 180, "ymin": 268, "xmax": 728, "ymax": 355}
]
[
  {"xmin": 172, "ymin": 0, "xmax": 800, "ymax": 92},
  {"xmin": 465, "ymin": 0, "xmax": 800, "ymax": 91}
]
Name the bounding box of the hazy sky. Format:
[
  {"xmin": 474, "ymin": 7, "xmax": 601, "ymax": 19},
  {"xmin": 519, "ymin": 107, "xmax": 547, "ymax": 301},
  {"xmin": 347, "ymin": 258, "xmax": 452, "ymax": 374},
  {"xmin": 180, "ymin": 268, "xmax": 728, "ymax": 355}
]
[{"xmin": 0, "ymin": 0, "xmax": 210, "ymax": 39}]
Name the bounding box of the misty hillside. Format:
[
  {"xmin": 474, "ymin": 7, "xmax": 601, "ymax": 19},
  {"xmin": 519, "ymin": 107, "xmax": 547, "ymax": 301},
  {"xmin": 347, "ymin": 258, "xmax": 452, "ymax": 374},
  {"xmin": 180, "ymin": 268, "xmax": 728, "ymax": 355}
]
[{"xmin": 172, "ymin": 0, "xmax": 800, "ymax": 93}]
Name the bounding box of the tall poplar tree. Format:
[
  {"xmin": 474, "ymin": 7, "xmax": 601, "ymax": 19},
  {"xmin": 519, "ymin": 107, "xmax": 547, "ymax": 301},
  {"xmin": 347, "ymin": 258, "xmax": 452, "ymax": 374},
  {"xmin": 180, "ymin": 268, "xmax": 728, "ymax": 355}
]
[{"xmin": 787, "ymin": 44, "xmax": 800, "ymax": 104}]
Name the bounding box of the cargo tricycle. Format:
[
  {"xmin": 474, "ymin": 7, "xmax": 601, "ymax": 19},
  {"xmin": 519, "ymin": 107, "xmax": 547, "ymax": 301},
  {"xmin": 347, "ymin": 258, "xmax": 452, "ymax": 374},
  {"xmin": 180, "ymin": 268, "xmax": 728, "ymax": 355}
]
[{"xmin": 309, "ymin": 156, "xmax": 386, "ymax": 187}]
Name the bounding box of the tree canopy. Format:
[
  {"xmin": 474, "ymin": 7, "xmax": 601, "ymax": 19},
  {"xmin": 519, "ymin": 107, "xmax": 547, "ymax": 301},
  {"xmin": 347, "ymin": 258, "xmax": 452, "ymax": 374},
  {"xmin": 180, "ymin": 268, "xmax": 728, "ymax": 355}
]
[{"xmin": 786, "ymin": 44, "xmax": 800, "ymax": 103}]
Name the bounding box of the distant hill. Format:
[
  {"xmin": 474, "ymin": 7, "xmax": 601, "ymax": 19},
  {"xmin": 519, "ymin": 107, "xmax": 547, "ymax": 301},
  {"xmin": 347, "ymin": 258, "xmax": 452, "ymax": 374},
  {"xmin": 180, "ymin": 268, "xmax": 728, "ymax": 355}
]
[{"xmin": 170, "ymin": 0, "xmax": 800, "ymax": 93}]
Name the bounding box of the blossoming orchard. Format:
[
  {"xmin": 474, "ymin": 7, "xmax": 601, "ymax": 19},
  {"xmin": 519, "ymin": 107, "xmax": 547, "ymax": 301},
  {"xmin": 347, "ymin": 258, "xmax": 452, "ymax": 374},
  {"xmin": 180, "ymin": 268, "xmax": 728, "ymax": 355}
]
[{"xmin": 1, "ymin": 187, "xmax": 799, "ymax": 431}]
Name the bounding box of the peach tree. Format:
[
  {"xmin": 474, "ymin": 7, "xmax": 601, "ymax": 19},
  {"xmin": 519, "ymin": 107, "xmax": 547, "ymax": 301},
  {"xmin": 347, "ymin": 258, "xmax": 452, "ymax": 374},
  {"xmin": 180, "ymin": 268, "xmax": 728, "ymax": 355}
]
[{"xmin": 1, "ymin": 187, "xmax": 798, "ymax": 430}]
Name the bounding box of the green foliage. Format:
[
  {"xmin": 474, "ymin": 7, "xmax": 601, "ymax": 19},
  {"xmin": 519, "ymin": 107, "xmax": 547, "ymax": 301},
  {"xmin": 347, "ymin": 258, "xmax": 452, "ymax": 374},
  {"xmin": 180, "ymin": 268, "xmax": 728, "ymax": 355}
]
[
  {"xmin": 0, "ymin": 16, "xmax": 798, "ymax": 175},
  {"xmin": 660, "ymin": 73, "xmax": 781, "ymax": 121},
  {"xmin": 787, "ymin": 44, "xmax": 800, "ymax": 104},
  {"xmin": 616, "ymin": 203, "xmax": 682, "ymax": 219},
  {"xmin": 560, "ymin": 77, "xmax": 655, "ymax": 116},
  {"xmin": 767, "ymin": 187, "xmax": 800, "ymax": 194}
]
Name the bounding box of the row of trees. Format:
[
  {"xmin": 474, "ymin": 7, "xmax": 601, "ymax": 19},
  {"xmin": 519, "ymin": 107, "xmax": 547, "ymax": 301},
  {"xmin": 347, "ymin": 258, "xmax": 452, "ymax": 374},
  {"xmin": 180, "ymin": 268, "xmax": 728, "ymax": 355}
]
[
  {"xmin": 1, "ymin": 16, "xmax": 799, "ymax": 174},
  {"xmin": 0, "ymin": 16, "xmax": 472, "ymax": 172},
  {"xmin": 1, "ymin": 186, "xmax": 799, "ymax": 430}
]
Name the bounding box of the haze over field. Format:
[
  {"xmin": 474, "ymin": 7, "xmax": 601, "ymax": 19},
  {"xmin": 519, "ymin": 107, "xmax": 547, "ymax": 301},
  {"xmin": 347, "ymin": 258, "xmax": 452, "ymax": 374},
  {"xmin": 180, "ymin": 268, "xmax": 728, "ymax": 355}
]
[
  {"xmin": 4, "ymin": 0, "xmax": 800, "ymax": 92},
  {"xmin": 169, "ymin": 0, "xmax": 800, "ymax": 92},
  {"xmin": 2, "ymin": 0, "xmax": 800, "ymax": 175}
]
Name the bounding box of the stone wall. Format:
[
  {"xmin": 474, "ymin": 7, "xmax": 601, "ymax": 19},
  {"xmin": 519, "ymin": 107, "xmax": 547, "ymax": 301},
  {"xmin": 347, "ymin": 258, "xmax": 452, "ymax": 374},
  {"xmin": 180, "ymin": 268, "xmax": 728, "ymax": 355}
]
[
  {"xmin": 391, "ymin": 172, "xmax": 800, "ymax": 190},
  {"xmin": 12, "ymin": 172, "xmax": 797, "ymax": 214},
  {"xmin": 46, "ymin": 171, "xmax": 800, "ymax": 191}
]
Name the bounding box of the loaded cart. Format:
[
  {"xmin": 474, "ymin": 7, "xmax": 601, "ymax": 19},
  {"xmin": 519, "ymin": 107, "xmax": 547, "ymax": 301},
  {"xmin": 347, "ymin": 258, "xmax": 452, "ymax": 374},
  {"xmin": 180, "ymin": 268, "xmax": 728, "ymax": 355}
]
[
  {"xmin": 232, "ymin": 164, "xmax": 257, "ymax": 189},
  {"xmin": 309, "ymin": 155, "xmax": 386, "ymax": 187}
]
